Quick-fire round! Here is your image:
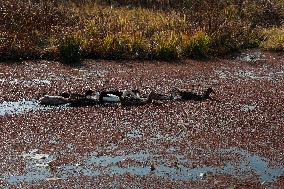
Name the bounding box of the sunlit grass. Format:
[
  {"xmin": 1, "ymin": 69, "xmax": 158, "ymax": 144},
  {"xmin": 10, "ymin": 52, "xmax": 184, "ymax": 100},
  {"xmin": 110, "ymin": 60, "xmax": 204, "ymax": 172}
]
[
  {"xmin": 184, "ymin": 31, "xmax": 211, "ymax": 58},
  {"xmin": 1, "ymin": 0, "xmax": 283, "ymax": 62},
  {"xmin": 261, "ymin": 26, "xmax": 284, "ymax": 51}
]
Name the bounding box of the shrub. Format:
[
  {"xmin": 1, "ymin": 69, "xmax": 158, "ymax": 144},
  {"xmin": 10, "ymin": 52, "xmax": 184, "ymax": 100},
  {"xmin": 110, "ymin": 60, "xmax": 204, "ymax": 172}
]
[
  {"xmin": 58, "ymin": 35, "xmax": 82, "ymax": 65},
  {"xmin": 185, "ymin": 31, "xmax": 211, "ymax": 58},
  {"xmin": 156, "ymin": 41, "xmax": 179, "ymax": 60},
  {"xmin": 102, "ymin": 33, "xmax": 115, "ymax": 56}
]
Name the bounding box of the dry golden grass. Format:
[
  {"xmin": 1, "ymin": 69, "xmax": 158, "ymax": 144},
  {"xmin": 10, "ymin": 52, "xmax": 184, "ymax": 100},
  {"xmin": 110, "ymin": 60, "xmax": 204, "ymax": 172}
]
[
  {"xmin": 261, "ymin": 26, "xmax": 284, "ymax": 51},
  {"xmin": 0, "ymin": 0, "xmax": 283, "ymax": 62}
]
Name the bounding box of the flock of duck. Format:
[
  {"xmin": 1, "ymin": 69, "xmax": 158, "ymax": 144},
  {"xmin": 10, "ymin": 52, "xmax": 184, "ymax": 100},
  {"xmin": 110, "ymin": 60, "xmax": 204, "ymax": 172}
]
[{"xmin": 39, "ymin": 87, "xmax": 216, "ymax": 107}]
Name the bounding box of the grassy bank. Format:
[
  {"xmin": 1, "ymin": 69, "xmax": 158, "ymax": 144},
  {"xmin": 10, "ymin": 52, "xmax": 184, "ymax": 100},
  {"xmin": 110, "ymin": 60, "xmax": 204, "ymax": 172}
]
[{"xmin": 1, "ymin": 0, "xmax": 283, "ymax": 63}]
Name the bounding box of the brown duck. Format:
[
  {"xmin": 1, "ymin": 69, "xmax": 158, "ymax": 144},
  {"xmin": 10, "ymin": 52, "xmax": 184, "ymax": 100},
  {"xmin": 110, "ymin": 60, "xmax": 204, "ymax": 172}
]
[
  {"xmin": 120, "ymin": 91, "xmax": 154, "ymax": 106},
  {"xmin": 172, "ymin": 87, "xmax": 215, "ymax": 101},
  {"xmin": 67, "ymin": 90, "xmax": 100, "ymax": 107}
]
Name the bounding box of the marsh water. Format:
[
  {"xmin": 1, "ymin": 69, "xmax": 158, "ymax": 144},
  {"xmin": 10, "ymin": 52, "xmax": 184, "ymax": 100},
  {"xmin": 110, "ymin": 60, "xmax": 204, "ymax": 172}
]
[{"xmin": 0, "ymin": 50, "xmax": 283, "ymax": 187}]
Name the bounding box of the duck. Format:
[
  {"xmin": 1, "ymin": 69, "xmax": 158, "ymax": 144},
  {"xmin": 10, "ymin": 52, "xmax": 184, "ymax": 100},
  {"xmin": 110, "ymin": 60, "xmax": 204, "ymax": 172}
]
[
  {"xmin": 60, "ymin": 89, "xmax": 94, "ymax": 99},
  {"xmin": 172, "ymin": 87, "xmax": 215, "ymax": 101},
  {"xmin": 68, "ymin": 97, "xmax": 99, "ymax": 107},
  {"xmin": 96, "ymin": 89, "xmax": 139, "ymax": 104},
  {"xmin": 201, "ymin": 88, "xmax": 215, "ymax": 100},
  {"xmin": 59, "ymin": 89, "xmax": 98, "ymax": 107},
  {"xmin": 121, "ymin": 89, "xmax": 141, "ymax": 99},
  {"xmin": 95, "ymin": 89, "xmax": 123, "ymax": 104},
  {"xmin": 171, "ymin": 88, "xmax": 194, "ymax": 100},
  {"xmin": 39, "ymin": 95, "xmax": 70, "ymax": 106},
  {"xmin": 149, "ymin": 92, "xmax": 173, "ymax": 101},
  {"xmin": 84, "ymin": 89, "xmax": 94, "ymax": 98},
  {"xmin": 96, "ymin": 92, "xmax": 121, "ymax": 104},
  {"xmin": 102, "ymin": 89, "xmax": 123, "ymax": 97},
  {"xmin": 120, "ymin": 91, "xmax": 154, "ymax": 106},
  {"xmin": 59, "ymin": 92, "xmax": 71, "ymax": 98}
]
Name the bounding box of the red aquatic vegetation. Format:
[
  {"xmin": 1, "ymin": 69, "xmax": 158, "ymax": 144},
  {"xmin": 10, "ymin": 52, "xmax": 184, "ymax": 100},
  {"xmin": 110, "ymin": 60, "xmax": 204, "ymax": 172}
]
[{"xmin": 0, "ymin": 50, "xmax": 283, "ymax": 188}]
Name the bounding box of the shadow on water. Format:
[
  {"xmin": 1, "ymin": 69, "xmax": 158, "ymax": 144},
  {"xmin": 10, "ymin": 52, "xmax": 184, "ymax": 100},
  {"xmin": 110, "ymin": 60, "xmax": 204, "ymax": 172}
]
[{"xmin": 3, "ymin": 148, "xmax": 283, "ymax": 186}]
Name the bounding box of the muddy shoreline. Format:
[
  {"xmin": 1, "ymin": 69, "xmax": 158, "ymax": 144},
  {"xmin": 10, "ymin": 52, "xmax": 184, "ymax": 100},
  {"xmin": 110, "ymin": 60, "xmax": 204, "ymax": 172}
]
[{"xmin": 0, "ymin": 49, "xmax": 283, "ymax": 188}]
